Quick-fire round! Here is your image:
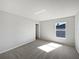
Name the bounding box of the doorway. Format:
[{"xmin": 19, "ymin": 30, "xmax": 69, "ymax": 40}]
[{"xmin": 36, "ymin": 24, "xmax": 40, "ymax": 39}]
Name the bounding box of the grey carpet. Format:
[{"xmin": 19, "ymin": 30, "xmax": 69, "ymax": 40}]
[{"xmin": 0, "ymin": 40, "xmax": 79, "ymax": 59}]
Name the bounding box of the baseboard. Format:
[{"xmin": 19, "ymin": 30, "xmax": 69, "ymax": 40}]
[
  {"xmin": 0, "ymin": 39, "xmax": 35, "ymax": 54},
  {"xmin": 75, "ymin": 46, "xmax": 79, "ymax": 54},
  {"xmin": 77, "ymin": 48, "xmax": 79, "ymax": 54}
]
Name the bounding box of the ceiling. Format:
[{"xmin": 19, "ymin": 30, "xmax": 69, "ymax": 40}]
[{"xmin": 0, "ymin": 0, "xmax": 79, "ymax": 21}]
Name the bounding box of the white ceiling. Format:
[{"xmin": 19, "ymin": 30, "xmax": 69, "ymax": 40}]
[{"xmin": 0, "ymin": 0, "xmax": 79, "ymax": 21}]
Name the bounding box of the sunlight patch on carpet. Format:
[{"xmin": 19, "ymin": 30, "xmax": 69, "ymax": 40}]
[{"xmin": 38, "ymin": 42, "xmax": 62, "ymax": 52}]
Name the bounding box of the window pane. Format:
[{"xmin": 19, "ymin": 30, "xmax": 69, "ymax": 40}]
[{"xmin": 56, "ymin": 31, "xmax": 65, "ymax": 37}]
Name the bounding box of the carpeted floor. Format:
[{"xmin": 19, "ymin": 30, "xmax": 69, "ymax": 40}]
[{"xmin": 0, "ymin": 40, "xmax": 79, "ymax": 59}]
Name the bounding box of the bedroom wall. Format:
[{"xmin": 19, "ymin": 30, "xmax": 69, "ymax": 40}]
[
  {"xmin": 0, "ymin": 10, "xmax": 37, "ymax": 54},
  {"xmin": 75, "ymin": 11, "xmax": 79, "ymax": 53},
  {"xmin": 40, "ymin": 16, "xmax": 75, "ymax": 46}
]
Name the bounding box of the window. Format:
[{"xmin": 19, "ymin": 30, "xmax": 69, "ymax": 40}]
[{"xmin": 56, "ymin": 22, "xmax": 66, "ymax": 38}]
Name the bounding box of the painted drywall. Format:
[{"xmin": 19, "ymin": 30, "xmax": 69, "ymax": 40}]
[
  {"xmin": 40, "ymin": 16, "xmax": 75, "ymax": 46},
  {"xmin": 75, "ymin": 12, "xmax": 79, "ymax": 53},
  {"xmin": 0, "ymin": 10, "xmax": 38, "ymax": 54}
]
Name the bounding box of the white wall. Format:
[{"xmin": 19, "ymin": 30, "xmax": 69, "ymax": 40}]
[
  {"xmin": 0, "ymin": 10, "xmax": 37, "ymax": 54},
  {"xmin": 75, "ymin": 12, "xmax": 79, "ymax": 53},
  {"xmin": 40, "ymin": 16, "xmax": 75, "ymax": 46}
]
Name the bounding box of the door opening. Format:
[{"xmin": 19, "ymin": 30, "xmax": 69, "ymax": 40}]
[{"xmin": 36, "ymin": 24, "xmax": 39, "ymax": 39}]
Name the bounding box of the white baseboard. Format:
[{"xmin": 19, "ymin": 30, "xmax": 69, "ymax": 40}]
[
  {"xmin": 77, "ymin": 49, "xmax": 79, "ymax": 54},
  {"xmin": 0, "ymin": 39, "xmax": 35, "ymax": 54},
  {"xmin": 76, "ymin": 47, "xmax": 79, "ymax": 54}
]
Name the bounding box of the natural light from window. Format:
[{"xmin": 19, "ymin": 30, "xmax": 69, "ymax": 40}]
[{"xmin": 38, "ymin": 43, "xmax": 62, "ymax": 53}]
